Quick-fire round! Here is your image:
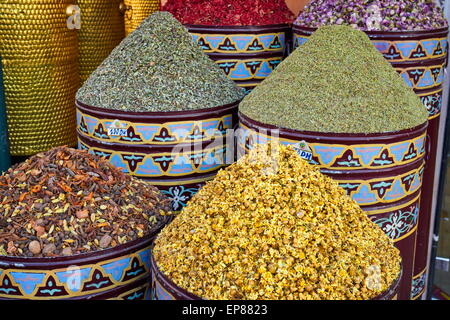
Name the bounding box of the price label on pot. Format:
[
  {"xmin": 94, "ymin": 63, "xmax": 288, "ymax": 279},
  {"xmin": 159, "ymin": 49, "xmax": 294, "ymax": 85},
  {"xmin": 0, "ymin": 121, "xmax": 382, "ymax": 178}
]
[
  {"xmin": 107, "ymin": 120, "xmax": 128, "ymax": 137},
  {"xmin": 293, "ymin": 141, "xmax": 313, "ymax": 162}
]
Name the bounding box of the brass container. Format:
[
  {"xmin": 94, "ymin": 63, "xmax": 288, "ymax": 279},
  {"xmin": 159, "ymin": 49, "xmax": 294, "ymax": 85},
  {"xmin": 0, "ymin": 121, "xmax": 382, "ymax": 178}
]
[
  {"xmin": 123, "ymin": 0, "xmax": 160, "ymax": 35},
  {"xmin": 0, "ymin": 0, "xmax": 80, "ymax": 156},
  {"xmin": 78, "ymin": 0, "xmax": 125, "ymax": 83}
]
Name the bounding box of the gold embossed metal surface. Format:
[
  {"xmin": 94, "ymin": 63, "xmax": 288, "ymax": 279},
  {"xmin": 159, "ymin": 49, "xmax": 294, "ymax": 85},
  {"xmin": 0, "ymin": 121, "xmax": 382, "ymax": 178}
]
[
  {"xmin": 124, "ymin": 0, "xmax": 160, "ymax": 35},
  {"xmin": 0, "ymin": 0, "xmax": 79, "ymax": 156},
  {"xmin": 78, "ymin": 0, "xmax": 125, "ymax": 83}
]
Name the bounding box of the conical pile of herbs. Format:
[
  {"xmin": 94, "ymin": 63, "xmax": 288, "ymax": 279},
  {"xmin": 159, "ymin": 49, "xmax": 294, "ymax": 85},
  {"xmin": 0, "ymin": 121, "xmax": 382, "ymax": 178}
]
[
  {"xmin": 239, "ymin": 25, "xmax": 428, "ymax": 134},
  {"xmin": 76, "ymin": 12, "xmax": 244, "ymax": 112},
  {"xmin": 153, "ymin": 144, "xmax": 402, "ymax": 300}
]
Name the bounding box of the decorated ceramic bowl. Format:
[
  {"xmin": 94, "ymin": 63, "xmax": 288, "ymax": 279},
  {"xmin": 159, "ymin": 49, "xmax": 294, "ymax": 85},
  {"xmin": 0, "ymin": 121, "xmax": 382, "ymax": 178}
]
[
  {"xmin": 292, "ymin": 25, "xmax": 448, "ymax": 299},
  {"xmin": 186, "ymin": 24, "xmax": 291, "ymax": 93},
  {"xmin": 150, "ymin": 254, "xmax": 403, "ymax": 300},
  {"xmin": 0, "ymin": 216, "xmax": 171, "ymax": 300}
]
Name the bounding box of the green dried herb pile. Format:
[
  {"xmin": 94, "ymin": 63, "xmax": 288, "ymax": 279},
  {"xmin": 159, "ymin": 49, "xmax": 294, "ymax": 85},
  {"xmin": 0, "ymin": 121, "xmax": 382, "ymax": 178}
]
[
  {"xmin": 76, "ymin": 12, "xmax": 244, "ymax": 112},
  {"xmin": 239, "ymin": 25, "xmax": 428, "ymax": 133}
]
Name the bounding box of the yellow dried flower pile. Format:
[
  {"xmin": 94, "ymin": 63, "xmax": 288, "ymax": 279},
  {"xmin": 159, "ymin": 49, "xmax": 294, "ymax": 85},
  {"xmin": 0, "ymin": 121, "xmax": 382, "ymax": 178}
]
[{"xmin": 153, "ymin": 144, "xmax": 402, "ymax": 300}]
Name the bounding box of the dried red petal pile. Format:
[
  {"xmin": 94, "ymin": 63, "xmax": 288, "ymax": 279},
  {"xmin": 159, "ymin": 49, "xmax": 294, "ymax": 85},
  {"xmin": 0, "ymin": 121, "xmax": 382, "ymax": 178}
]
[
  {"xmin": 162, "ymin": 0, "xmax": 295, "ymax": 26},
  {"xmin": 0, "ymin": 146, "xmax": 172, "ymax": 258}
]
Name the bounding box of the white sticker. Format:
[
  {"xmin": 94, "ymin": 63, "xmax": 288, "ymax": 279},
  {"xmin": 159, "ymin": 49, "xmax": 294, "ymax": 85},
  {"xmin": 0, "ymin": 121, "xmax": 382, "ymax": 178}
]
[
  {"xmin": 293, "ymin": 140, "xmax": 313, "ymax": 162},
  {"xmin": 107, "ymin": 119, "xmax": 128, "ymax": 137}
]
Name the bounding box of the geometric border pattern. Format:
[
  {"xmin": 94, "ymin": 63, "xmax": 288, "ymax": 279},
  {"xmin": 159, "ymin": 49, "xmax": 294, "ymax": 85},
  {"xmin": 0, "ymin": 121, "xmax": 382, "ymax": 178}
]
[
  {"xmin": 238, "ymin": 125, "xmax": 424, "ymax": 207},
  {"xmin": 397, "ymin": 64, "xmax": 445, "ymax": 91},
  {"xmin": 0, "ymin": 247, "xmax": 151, "ymax": 300},
  {"xmin": 78, "ymin": 140, "xmax": 227, "ymax": 179},
  {"xmin": 238, "ymin": 124, "xmax": 426, "ymax": 170},
  {"xmin": 215, "ymin": 56, "xmax": 283, "ymax": 82},
  {"xmin": 337, "ymin": 163, "xmax": 424, "ymax": 207},
  {"xmin": 293, "ymin": 33, "xmax": 448, "ymax": 62},
  {"xmin": 76, "ymin": 108, "xmax": 234, "ymax": 146},
  {"xmin": 191, "ymin": 31, "xmax": 287, "ymax": 54}
]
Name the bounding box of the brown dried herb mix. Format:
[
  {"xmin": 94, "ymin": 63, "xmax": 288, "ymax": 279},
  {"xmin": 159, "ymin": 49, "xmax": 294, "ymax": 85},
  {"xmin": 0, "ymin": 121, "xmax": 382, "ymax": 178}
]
[
  {"xmin": 0, "ymin": 147, "xmax": 172, "ymax": 257},
  {"xmin": 239, "ymin": 25, "xmax": 428, "ymax": 133}
]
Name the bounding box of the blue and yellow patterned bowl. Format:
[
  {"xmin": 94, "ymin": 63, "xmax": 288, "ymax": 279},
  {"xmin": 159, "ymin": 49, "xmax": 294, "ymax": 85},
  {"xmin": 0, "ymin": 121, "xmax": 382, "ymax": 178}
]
[
  {"xmin": 0, "ymin": 215, "xmax": 171, "ymax": 300},
  {"xmin": 150, "ymin": 254, "xmax": 402, "ymax": 300},
  {"xmin": 187, "ymin": 24, "xmax": 291, "ymax": 94},
  {"xmin": 76, "ymin": 99, "xmax": 240, "ymax": 211}
]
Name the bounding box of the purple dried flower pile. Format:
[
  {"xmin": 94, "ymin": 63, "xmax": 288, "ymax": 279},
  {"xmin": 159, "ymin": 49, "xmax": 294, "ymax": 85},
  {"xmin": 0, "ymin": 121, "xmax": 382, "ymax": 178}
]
[{"xmin": 295, "ymin": 0, "xmax": 447, "ymax": 31}]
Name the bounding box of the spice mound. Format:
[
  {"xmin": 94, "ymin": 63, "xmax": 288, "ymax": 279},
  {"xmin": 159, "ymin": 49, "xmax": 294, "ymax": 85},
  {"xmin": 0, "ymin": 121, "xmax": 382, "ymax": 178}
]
[
  {"xmin": 295, "ymin": 0, "xmax": 448, "ymax": 31},
  {"xmin": 153, "ymin": 144, "xmax": 402, "ymax": 300},
  {"xmin": 76, "ymin": 11, "xmax": 244, "ymax": 112},
  {"xmin": 0, "ymin": 147, "xmax": 172, "ymax": 258},
  {"xmin": 239, "ymin": 25, "xmax": 428, "ymax": 134},
  {"xmin": 163, "ymin": 0, "xmax": 295, "ymax": 26}
]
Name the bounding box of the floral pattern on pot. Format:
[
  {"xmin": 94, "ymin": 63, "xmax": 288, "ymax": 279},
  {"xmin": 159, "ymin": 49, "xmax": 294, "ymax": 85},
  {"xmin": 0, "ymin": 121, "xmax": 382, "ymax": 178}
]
[
  {"xmin": 160, "ymin": 185, "xmax": 202, "ymax": 211},
  {"xmin": 419, "ymin": 88, "xmax": 444, "ymax": 119},
  {"xmin": 370, "ymin": 196, "xmax": 420, "ymax": 241},
  {"xmin": 411, "ymin": 269, "xmax": 427, "ymax": 300},
  {"xmin": 145, "ymin": 173, "xmax": 214, "ymax": 212}
]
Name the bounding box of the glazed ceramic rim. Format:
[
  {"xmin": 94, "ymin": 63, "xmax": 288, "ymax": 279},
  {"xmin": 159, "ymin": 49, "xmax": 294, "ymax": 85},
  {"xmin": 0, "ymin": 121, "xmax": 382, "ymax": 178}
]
[
  {"xmin": 151, "ymin": 254, "xmax": 403, "ymax": 300},
  {"xmin": 76, "ymin": 99, "xmax": 241, "ymax": 120},
  {"xmin": 238, "ymin": 111, "xmax": 428, "ymax": 142},
  {"xmin": 292, "ymin": 24, "xmax": 449, "ymax": 37},
  {"xmin": 0, "ymin": 215, "xmax": 173, "ymax": 268},
  {"xmin": 185, "ymin": 23, "xmax": 291, "ymax": 33}
]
